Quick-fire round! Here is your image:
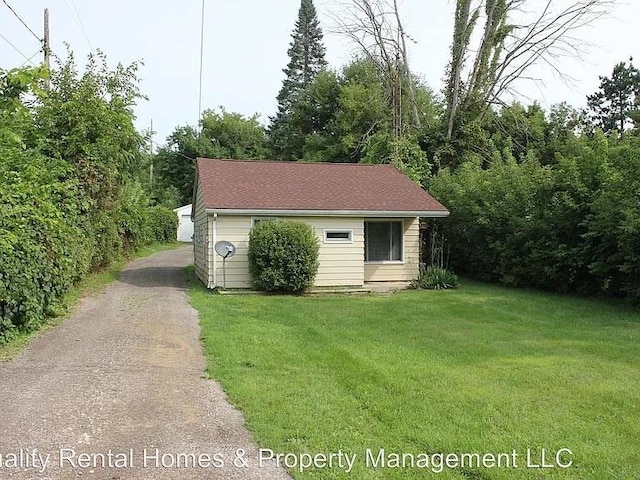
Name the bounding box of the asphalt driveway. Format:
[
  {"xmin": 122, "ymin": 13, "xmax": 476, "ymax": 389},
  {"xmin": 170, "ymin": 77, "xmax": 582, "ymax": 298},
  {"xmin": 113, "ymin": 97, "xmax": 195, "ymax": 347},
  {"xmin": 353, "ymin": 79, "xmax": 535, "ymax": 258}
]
[{"xmin": 0, "ymin": 246, "xmax": 290, "ymax": 479}]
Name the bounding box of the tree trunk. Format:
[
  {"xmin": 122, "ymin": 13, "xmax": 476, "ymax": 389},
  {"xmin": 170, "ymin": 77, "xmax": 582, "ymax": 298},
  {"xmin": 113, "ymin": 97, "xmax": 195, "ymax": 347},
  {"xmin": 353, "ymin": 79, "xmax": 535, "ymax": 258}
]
[
  {"xmin": 445, "ymin": 0, "xmax": 473, "ymax": 140},
  {"xmin": 393, "ymin": 0, "xmax": 421, "ymax": 130}
]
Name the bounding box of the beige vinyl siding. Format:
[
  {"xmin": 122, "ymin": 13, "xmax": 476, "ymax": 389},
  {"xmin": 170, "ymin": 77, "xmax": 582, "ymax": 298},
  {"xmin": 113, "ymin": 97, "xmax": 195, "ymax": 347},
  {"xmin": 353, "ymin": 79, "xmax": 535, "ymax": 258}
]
[
  {"xmin": 212, "ymin": 216, "xmax": 251, "ymax": 289},
  {"xmin": 364, "ymin": 217, "xmax": 420, "ymax": 282},
  {"xmin": 192, "ymin": 179, "xmax": 212, "ymax": 287},
  {"xmin": 213, "ymin": 216, "xmax": 364, "ymax": 289},
  {"xmin": 311, "ymin": 217, "xmax": 364, "ymax": 287}
]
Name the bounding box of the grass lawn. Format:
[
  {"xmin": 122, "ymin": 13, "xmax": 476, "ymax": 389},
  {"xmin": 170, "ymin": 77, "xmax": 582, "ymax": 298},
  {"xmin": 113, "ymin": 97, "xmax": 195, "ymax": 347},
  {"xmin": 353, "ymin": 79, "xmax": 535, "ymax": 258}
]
[
  {"xmin": 0, "ymin": 241, "xmax": 183, "ymax": 361},
  {"xmin": 188, "ymin": 275, "xmax": 640, "ymax": 479}
]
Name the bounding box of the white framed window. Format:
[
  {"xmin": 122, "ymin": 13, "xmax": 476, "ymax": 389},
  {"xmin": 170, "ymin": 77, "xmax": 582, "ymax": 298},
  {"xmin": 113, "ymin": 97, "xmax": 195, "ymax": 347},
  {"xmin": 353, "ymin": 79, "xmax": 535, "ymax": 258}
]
[
  {"xmin": 364, "ymin": 221, "xmax": 403, "ymax": 262},
  {"xmin": 323, "ymin": 229, "xmax": 353, "ymax": 244},
  {"xmin": 251, "ymin": 216, "xmax": 278, "ymax": 228}
]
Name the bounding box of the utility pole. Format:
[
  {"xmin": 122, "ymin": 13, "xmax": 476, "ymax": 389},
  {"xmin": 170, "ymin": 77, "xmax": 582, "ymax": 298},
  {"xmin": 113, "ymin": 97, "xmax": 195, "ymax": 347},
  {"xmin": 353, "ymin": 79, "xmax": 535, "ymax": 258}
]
[
  {"xmin": 43, "ymin": 8, "xmax": 50, "ymax": 89},
  {"xmin": 149, "ymin": 119, "xmax": 154, "ymax": 187},
  {"xmin": 198, "ymin": 0, "xmax": 205, "ymax": 127}
]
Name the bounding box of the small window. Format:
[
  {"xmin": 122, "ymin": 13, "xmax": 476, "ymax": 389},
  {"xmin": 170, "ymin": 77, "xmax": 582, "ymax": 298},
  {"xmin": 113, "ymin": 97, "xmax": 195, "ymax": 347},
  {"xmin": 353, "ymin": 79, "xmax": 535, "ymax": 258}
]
[
  {"xmin": 252, "ymin": 217, "xmax": 278, "ymax": 227},
  {"xmin": 324, "ymin": 229, "xmax": 353, "ymax": 243},
  {"xmin": 365, "ymin": 221, "xmax": 403, "ymax": 262}
]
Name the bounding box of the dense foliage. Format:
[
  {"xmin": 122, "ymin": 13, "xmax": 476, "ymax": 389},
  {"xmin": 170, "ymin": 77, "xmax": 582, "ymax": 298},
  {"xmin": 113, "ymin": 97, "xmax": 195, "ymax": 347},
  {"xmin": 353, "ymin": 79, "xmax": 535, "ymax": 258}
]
[
  {"xmin": 153, "ymin": 108, "xmax": 267, "ymax": 205},
  {"xmin": 0, "ymin": 57, "xmax": 176, "ymax": 343},
  {"xmin": 117, "ymin": 183, "xmax": 178, "ymax": 252},
  {"xmin": 288, "ymin": 59, "xmax": 439, "ymax": 176},
  {"xmin": 1, "ymin": 152, "xmax": 90, "ymax": 341},
  {"xmin": 248, "ymin": 221, "xmax": 320, "ymax": 293},
  {"xmin": 431, "ymin": 133, "xmax": 640, "ymax": 301}
]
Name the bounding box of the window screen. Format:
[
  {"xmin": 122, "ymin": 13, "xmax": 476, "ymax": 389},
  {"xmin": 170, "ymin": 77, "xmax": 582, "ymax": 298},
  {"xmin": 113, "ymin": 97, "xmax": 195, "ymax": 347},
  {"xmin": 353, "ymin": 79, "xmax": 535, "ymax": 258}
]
[{"xmin": 365, "ymin": 222, "xmax": 402, "ymax": 261}]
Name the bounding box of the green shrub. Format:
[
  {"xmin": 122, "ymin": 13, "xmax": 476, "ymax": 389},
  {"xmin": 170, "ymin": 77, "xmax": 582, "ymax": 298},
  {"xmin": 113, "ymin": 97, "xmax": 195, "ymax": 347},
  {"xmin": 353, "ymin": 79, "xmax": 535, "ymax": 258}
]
[
  {"xmin": 410, "ymin": 266, "xmax": 459, "ymax": 290},
  {"xmin": 116, "ymin": 182, "xmax": 153, "ymax": 254},
  {"xmin": 90, "ymin": 210, "xmax": 123, "ymax": 269},
  {"xmin": 0, "ymin": 64, "xmax": 172, "ymax": 343},
  {"xmin": 116, "ymin": 181, "xmax": 178, "ymax": 254},
  {"xmin": 147, "ymin": 206, "xmax": 178, "ymax": 243},
  {"xmin": 0, "ymin": 155, "xmax": 91, "ymax": 342},
  {"xmin": 430, "ymin": 136, "xmax": 640, "ymax": 301},
  {"xmin": 248, "ymin": 220, "xmax": 319, "ymax": 292}
]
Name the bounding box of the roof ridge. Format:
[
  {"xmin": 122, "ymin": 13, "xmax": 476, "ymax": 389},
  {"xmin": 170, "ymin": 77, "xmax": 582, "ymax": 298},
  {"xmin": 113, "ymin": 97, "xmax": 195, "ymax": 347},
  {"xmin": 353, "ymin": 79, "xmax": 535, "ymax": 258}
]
[{"xmin": 197, "ymin": 157, "xmax": 396, "ymax": 167}]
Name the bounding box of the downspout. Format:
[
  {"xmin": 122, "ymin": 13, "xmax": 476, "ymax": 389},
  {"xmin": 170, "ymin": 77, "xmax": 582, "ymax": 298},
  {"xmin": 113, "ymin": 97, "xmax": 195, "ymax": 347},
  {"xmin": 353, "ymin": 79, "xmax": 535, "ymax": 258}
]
[{"xmin": 212, "ymin": 212, "xmax": 217, "ymax": 288}]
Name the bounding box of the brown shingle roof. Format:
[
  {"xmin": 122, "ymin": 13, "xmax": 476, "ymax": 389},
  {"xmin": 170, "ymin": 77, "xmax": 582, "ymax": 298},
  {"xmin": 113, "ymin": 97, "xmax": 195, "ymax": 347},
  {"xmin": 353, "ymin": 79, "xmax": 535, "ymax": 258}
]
[{"xmin": 196, "ymin": 158, "xmax": 449, "ymax": 215}]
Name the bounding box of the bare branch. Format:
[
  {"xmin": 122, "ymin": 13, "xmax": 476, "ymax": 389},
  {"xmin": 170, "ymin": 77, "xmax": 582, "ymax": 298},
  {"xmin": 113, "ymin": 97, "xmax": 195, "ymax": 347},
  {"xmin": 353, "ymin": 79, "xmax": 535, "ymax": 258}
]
[
  {"xmin": 485, "ymin": 0, "xmax": 615, "ymax": 105},
  {"xmin": 328, "ymin": 0, "xmax": 423, "ymax": 133},
  {"xmin": 443, "ymin": 0, "xmax": 615, "ymax": 142}
]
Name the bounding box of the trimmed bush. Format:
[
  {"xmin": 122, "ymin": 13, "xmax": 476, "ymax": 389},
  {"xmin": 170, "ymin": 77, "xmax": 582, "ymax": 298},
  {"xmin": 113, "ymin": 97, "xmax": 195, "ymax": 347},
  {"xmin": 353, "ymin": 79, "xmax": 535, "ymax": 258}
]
[
  {"xmin": 410, "ymin": 266, "xmax": 459, "ymax": 290},
  {"xmin": 248, "ymin": 220, "xmax": 319, "ymax": 292}
]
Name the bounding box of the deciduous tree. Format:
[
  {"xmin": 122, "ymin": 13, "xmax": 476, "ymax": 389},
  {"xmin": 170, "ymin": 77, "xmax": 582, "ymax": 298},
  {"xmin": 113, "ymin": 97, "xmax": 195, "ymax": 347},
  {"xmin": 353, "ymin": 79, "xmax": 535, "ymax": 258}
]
[
  {"xmin": 442, "ymin": 0, "xmax": 614, "ymax": 158},
  {"xmin": 154, "ymin": 109, "xmax": 267, "ymax": 205},
  {"xmin": 330, "ymin": 0, "xmax": 422, "ymax": 134}
]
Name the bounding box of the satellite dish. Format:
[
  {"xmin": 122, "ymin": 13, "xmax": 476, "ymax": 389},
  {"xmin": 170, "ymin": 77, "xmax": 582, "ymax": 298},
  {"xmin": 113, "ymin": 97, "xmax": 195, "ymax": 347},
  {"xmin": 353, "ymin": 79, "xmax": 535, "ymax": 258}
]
[
  {"xmin": 215, "ymin": 241, "xmax": 236, "ymax": 259},
  {"xmin": 214, "ymin": 241, "xmax": 236, "ymax": 289}
]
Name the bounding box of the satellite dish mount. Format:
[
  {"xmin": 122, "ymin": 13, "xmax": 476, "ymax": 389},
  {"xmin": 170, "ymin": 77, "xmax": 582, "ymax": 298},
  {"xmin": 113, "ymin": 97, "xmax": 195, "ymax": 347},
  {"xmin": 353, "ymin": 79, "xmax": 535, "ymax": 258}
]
[{"xmin": 214, "ymin": 241, "xmax": 237, "ymax": 289}]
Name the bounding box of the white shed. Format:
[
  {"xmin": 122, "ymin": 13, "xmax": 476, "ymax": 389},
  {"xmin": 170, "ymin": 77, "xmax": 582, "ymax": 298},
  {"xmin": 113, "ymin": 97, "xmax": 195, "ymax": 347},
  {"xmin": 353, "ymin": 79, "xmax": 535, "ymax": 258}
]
[{"xmin": 173, "ymin": 204, "xmax": 194, "ymax": 243}]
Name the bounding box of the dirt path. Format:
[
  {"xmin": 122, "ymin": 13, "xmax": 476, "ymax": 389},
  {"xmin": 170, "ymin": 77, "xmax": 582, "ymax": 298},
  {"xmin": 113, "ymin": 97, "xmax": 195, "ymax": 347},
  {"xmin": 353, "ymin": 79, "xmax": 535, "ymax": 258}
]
[{"xmin": 0, "ymin": 246, "xmax": 290, "ymax": 480}]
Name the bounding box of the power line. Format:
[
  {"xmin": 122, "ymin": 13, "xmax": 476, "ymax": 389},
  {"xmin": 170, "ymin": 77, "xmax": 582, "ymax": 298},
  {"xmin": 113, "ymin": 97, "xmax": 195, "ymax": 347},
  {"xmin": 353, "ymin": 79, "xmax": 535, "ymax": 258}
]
[
  {"xmin": 0, "ymin": 31, "xmax": 37, "ymax": 65},
  {"xmin": 70, "ymin": 0, "xmax": 93, "ymax": 50},
  {"xmin": 64, "ymin": 0, "xmax": 93, "ymax": 51},
  {"xmin": 20, "ymin": 49, "xmax": 41, "ymax": 67},
  {"xmin": 2, "ymin": 0, "xmax": 41, "ymax": 43}
]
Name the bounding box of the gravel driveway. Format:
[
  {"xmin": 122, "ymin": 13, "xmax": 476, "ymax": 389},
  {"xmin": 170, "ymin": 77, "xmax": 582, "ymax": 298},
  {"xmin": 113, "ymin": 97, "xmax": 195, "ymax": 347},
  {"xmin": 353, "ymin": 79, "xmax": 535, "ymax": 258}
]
[{"xmin": 0, "ymin": 246, "xmax": 290, "ymax": 480}]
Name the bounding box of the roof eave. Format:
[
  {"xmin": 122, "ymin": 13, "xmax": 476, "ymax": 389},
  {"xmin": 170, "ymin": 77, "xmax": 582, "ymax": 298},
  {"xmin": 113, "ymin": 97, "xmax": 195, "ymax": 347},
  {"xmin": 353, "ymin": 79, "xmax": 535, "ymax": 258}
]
[{"xmin": 205, "ymin": 208, "xmax": 450, "ymax": 218}]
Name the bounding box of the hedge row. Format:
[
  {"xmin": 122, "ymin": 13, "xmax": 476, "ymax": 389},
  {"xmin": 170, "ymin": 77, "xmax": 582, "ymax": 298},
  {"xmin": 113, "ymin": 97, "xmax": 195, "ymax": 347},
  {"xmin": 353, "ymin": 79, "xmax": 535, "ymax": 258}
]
[
  {"xmin": 118, "ymin": 196, "xmax": 178, "ymax": 253},
  {"xmin": 0, "ymin": 156, "xmax": 177, "ymax": 343},
  {"xmin": 430, "ymin": 134, "xmax": 640, "ymax": 301}
]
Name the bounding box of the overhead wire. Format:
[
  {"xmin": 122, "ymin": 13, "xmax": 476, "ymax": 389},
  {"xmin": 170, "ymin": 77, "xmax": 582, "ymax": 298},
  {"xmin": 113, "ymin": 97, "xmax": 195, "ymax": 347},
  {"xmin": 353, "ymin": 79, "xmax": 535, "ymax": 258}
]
[
  {"xmin": 1, "ymin": 0, "xmax": 41, "ymax": 43},
  {"xmin": 0, "ymin": 31, "xmax": 37, "ymax": 65},
  {"xmin": 62, "ymin": 0, "xmax": 93, "ymax": 51},
  {"xmin": 20, "ymin": 49, "xmax": 42, "ymax": 67}
]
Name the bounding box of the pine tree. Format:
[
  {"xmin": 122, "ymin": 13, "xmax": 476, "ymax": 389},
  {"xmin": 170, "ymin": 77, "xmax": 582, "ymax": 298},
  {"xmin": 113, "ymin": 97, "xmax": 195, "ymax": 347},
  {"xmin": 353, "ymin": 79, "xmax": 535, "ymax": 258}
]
[
  {"xmin": 268, "ymin": 0, "xmax": 327, "ymax": 160},
  {"xmin": 587, "ymin": 58, "xmax": 640, "ymax": 135}
]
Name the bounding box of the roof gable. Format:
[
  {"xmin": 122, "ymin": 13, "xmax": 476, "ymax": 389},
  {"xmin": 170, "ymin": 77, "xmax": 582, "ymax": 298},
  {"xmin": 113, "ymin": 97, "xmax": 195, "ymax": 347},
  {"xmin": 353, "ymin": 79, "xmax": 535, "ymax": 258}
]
[{"xmin": 196, "ymin": 158, "xmax": 448, "ymax": 215}]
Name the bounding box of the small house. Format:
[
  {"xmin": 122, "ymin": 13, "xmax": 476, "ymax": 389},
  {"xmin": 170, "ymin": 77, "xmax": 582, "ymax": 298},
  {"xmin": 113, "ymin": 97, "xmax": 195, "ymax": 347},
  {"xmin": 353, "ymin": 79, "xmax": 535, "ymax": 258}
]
[{"xmin": 192, "ymin": 158, "xmax": 449, "ymax": 289}]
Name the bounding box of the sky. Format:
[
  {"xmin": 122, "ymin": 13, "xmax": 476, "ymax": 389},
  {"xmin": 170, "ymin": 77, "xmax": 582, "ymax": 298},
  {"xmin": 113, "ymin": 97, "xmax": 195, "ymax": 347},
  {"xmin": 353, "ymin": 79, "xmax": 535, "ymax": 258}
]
[{"xmin": 2, "ymin": 0, "xmax": 639, "ymax": 147}]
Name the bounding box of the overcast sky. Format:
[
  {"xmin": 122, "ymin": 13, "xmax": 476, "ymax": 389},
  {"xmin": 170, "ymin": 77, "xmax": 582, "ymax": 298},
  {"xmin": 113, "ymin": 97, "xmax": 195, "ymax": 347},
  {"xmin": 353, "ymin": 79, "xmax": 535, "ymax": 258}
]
[{"xmin": 2, "ymin": 0, "xmax": 638, "ymax": 145}]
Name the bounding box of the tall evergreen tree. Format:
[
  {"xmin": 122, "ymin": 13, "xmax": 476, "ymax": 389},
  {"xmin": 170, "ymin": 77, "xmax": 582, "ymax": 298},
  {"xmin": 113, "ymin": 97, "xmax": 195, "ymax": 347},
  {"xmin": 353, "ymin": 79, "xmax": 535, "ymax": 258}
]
[
  {"xmin": 587, "ymin": 59, "xmax": 640, "ymax": 135},
  {"xmin": 268, "ymin": 0, "xmax": 327, "ymax": 160}
]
